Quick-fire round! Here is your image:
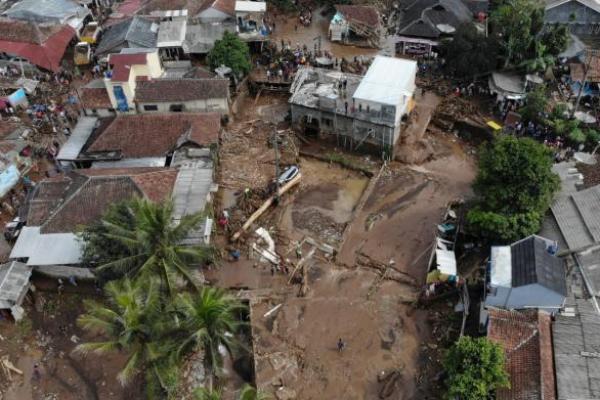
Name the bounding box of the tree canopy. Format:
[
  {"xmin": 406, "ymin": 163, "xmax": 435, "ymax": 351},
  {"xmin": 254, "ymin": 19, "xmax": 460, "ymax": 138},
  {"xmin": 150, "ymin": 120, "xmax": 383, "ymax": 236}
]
[
  {"xmin": 208, "ymin": 31, "xmax": 252, "ymax": 77},
  {"xmin": 520, "ymin": 84, "xmax": 548, "ymax": 124},
  {"xmin": 491, "ymin": 0, "xmax": 569, "ymax": 68},
  {"xmin": 441, "ymin": 24, "xmax": 498, "ymax": 78},
  {"xmin": 444, "ymin": 336, "xmax": 510, "ymax": 400},
  {"xmin": 467, "ymin": 135, "xmax": 559, "ymax": 242}
]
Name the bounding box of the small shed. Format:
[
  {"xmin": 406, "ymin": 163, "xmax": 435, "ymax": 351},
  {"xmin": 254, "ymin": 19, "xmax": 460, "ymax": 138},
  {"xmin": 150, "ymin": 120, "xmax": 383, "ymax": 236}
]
[
  {"xmin": 485, "ymin": 235, "xmax": 567, "ymax": 312},
  {"xmin": 0, "ymin": 261, "xmax": 32, "ymax": 321}
]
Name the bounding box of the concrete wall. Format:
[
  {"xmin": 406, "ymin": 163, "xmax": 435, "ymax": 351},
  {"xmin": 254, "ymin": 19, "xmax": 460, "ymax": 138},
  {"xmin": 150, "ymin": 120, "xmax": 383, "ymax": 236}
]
[
  {"xmin": 136, "ymin": 97, "xmax": 228, "ymax": 113},
  {"xmin": 84, "ymin": 107, "xmax": 116, "ymax": 118},
  {"xmin": 486, "ymin": 284, "xmax": 565, "ymax": 312},
  {"xmin": 290, "ymin": 104, "xmax": 399, "ymax": 150}
]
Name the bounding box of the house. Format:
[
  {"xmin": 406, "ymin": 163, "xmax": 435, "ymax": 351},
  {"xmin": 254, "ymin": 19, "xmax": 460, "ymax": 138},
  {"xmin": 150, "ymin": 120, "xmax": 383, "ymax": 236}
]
[
  {"xmin": 553, "ymin": 298, "xmax": 600, "ymax": 400},
  {"xmin": 392, "ymin": 0, "xmax": 473, "ymax": 56},
  {"xmin": 235, "ymin": 1, "xmax": 268, "ymax": 41},
  {"xmin": 0, "ymin": 18, "xmax": 75, "ymax": 72},
  {"xmin": 79, "ymin": 79, "xmax": 115, "ymax": 117},
  {"xmin": 194, "ymin": 0, "xmax": 236, "ymax": 23},
  {"xmin": 2, "ymin": 0, "xmax": 91, "ymax": 32},
  {"xmin": 10, "ymin": 164, "xmax": 217, "ymax": 272},
  {"xmin": 485, "ymin": 235, "xmax": 567, "ymax": 312},
  {"xmin": 157, "ymin": 18, "xmax": 188, "ymax": 60},
  {"xmin": 487, "ymin": 309, "xmax": 556, "ymax": 400},
  {"xmin": 183, "ymin": 21, "xmax": 236, "ymax": 55},
  {"xmin": 57, "ymin": 113, "xmax": 220, "ymax": 167},
  {"xmin": 0, "ymin": 261, "xmax": 32, "ymax": 321},
  {"xmin": 0, "ymin": 121, "xmax": 33, "ymax": 200},
  {"xmin": 94, "ymin": 16, "xmax": 158, "ymax": 58},
  {"xmin": 329, "ymin": 5, "xmax": 381, "ymax": 48},
  {"xmin": 488, "ymin": 72, "xmax": 527, "ymax": 101},
  {"xmin": 545, "ymin": 0, "xmax": 600, "ymax": 36},
  {"xmin": 104, "ymin": 49, "xmax": 164, "ymax": 112},
  {"xmin": 290, "ymin": 56, "xmax": 416, "ymax": 156},
  {"xmin": 135, "ymin": 78, "xmax": 229, "ymax": 113}
]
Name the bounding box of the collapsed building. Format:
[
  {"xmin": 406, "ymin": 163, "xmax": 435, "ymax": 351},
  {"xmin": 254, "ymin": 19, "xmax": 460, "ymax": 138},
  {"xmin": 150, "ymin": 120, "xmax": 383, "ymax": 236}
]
[
  {"xmin": 289, "ymin": 55, "xmax": 417, "ymax": 157},
  {"xmin": 328, "ymin": 5, "xmax": 381, "ymax": 48}
]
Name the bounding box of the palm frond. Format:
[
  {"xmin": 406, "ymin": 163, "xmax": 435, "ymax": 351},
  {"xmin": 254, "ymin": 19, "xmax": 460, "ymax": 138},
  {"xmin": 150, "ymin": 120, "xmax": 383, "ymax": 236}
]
[{"xmin": 73, "ymin": 341, "xmax": 120, "ymax": 355}]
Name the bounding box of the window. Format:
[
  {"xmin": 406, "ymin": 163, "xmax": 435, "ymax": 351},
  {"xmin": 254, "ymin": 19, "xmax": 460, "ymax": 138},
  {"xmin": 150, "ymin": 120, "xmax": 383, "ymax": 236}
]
[
  {"xmin": 169, "ymin": 104, "xmax": 184, "ymax": 112},
  {"xmin": 322, "ymin": 118, "xmax": 333, "ymax": 127},
  {"xmin": 143, "ymin": 105, "xmax": 158, "ymax": 111}
]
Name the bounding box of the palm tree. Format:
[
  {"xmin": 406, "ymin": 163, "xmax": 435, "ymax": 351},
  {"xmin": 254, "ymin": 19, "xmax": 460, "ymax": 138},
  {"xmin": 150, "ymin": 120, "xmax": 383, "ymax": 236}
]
[
  {"xmin": 193, "ymin": 387, "xmax": 222, "ymax": 400},
  {"xmin": 94, "ymin": 198, "xmax": 213, "ymax": 294},
  {"xmin": 520, "ymin": 41, "xmax": 555, "ymax": 73},
  {"xmin": 174, "ymin": 287, "xmax": 247, "ymax": 389},
  {"xmin": 238, "ymin": 384, "xmax": 271, "ymax": 400},
  {"xmin": 74, "ymin": 278, "xmax": 178, "ymax": 395}
]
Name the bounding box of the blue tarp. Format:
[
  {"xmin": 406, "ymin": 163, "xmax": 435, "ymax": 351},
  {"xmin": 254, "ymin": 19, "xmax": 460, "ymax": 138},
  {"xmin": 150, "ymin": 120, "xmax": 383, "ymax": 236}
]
[
  {"xmin": 8, "ymin": 88, "xmax": 28, "ymax": 107},
  {"xmin": 0, "ymin": 165, "xmax": 20, "ymax": 198}
]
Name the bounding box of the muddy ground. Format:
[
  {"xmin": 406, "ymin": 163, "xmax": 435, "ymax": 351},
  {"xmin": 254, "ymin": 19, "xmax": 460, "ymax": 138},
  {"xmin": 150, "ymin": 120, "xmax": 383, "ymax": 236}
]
[
  {"xmin": 209, "ymin": 86, "xmax": 477, "ymax": 399},
  {"xmin": 0, "ymin": 280, "xmax": 140, "ymax": 400}
]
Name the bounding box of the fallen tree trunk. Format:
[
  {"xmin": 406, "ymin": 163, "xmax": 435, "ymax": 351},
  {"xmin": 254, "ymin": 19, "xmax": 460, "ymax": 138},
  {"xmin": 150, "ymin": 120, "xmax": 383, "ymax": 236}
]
[{"xmin": 231, "ymin": 174, "xmax": 302, "ymax": 241}]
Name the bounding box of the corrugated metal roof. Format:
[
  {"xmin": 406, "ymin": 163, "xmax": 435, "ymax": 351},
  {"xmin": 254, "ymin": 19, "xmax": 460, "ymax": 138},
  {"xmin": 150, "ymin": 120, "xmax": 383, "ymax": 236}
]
[
  {"xmin": 10, "ymin": 226, "xmax": 82, "ymax": 266},
  {"xmin": 172, "ymin": 163, "xmax": 214, "ymax": 222},
  {"xmin": 235, "ymin": 1, "xmax": 266, "ymax": 12},
  {"xmin": 91, "ymin": 157, "xmax": 167, "ymax": 168},
  {"xmin": 353, "ymin": 56, "xmax": 417, "ymax": 106},
  {"xmin": 57, "ymin": 116, "xmax": 98, "ymax": 161},
  {"xmin": 157, "ymin": 19, "xmax": 187, "ymax": 47},
  {"xmin": 551, "ymin": 185, "xmax": 600, "ymax": 250},
  {"xmin": 553, "ymin": 298, "xmax": 600, "ymax": 400},
  {"xmin": 3, "ymin": 0, "xmax": 90, "ymax": 25},
  {"xmin": 0, "ymin": 261, "xmax": 31, "ymax": 309}
]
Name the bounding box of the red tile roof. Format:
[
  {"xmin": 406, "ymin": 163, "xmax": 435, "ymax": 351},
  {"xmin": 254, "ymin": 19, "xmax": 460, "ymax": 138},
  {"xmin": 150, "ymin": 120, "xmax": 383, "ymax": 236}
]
[
  {"xmin": 108, "ymin": 53, "xmax": 148, "ymax": 82},
  {"xmin": 334, "ymin": 5, "xmax": 380, "ymax": 27},
  {"xmin": 86, "ymin": 113, "xmax": 221, "ymax": 158},
  {"xmin": 80, "ymin": 87, "xmax": 112, "ymax": 109},
  {"xmin": 487, "ymin": 309, "xmax": 556, "ymax": 400},
  {"xmin": 135, "ymin": 78, "xmax": 228, "ymax": 102},
  {"xmin": 0, "ymin": 18, "xmax": 75, "ymax": 72},
  {"xmin": 27, "ymin": 168, "xmax": 178, "ymax": 233}
]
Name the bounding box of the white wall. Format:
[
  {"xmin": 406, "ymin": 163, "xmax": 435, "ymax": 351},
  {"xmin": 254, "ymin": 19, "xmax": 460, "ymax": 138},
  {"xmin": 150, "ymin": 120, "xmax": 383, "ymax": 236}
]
[{"xmin": 137, "ymin": 98, "xmax": 228, "ymax": 113}]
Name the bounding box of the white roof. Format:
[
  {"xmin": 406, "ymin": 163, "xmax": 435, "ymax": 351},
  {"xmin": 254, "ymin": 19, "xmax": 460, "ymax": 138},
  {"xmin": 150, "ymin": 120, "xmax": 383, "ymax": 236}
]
[
  {"xmin": 57, "ymin": 116, "xmax": 98, "ymax": 161},
  {"xmin": 435, "ymin": 249, "xmax": 457, "ymax": 276},
  {"xmin": 353, "ymin": 56, "xmax": 417, "ymax": 106},
  {"xmin": 157, "ymin": 19, "xmax": 188, "ymax": 48},
  {"xmin": 10, "ymin": 227, "xmax": 82, "ymax": 266},
  {"xmin": 235, "ymin": 1, "xmax": 266, "ymax": 12},
  {"xmin": 490, "ymin": 246, "xmax": 512, "ymax": 287}
]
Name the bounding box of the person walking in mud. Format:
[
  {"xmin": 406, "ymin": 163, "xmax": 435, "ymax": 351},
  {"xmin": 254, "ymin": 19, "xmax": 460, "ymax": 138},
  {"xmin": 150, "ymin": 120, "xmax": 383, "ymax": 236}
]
[{"xmin": 337, "ymin": 338, "xmax": 345, "ymax": 352}]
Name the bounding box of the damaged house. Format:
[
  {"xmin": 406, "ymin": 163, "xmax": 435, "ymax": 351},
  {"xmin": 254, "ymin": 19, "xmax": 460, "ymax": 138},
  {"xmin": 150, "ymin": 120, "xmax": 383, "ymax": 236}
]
[
  {"xmin": 290, "ymin": 55, "xmax": 416, "ymax": 156},
  {"xmin": 329, "ymin": 5, "xmax": 381, "ymax": 48}
]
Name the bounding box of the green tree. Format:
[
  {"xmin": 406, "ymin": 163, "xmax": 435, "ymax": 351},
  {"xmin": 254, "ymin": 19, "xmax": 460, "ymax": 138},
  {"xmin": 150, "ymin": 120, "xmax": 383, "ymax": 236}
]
[
  {"xmin": 74, "ymin": 279, "xmax": 180, "ymax": 397},
  {"xmin": 174, "ymin": 287, "xmax": 247, "ymax": 389},
  {"xmin": 239, "ymin": 384, "xmax": 271, "ymax": 400},
  {"xmin": 491, "ymin": 0, "xmax": 539, "ymax": 67},
  {"xmin": 208, "ymin": 31, "xmax": 252, "ymax": 77},
  {"xmin": 86, "ymin": 198, "xmax": 213, "ymax": 294},
  {"xmin": 520, "ymin": 41, "xmax": 554, "ymax": 73},
  {"xmin": 569, "ymin": 127, "xmax": 586, "ymax": 144},
  {"xmin": 444, "ymin": 336, "xmax": 510, "ymax": 400},
  {"xmin": 541, "ymin": 24, "xmax": 569, "ymax": 56},
  {"xmin": 194, "ymin": 387, "xmax": 222, "ymax": 400},
  {"xmin": 467, "ymin": 136, "xmax": 559, "ymax": 242},
  {"xmin": 441, "ymin": 24, "xmax": 498, "ymax": 78},
  {"xmin": 586, "ymin": 129, "xmax": 600, "ymax": 148},
  {"xmin": 520, "ymin": 85, "xmax": 548, "ymax": 123}
]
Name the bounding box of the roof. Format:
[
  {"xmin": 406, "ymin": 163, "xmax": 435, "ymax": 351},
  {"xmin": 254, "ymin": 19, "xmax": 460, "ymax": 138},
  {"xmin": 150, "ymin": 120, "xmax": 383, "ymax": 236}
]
[
  {"xmin": 235, "ymin": 0, "xmax": 266, "ymax": 13},
  {"xmin": 57, "ymin": 117, "xmax": 99, "ymax": 161},
  {"xmin": 510, "ymin": 235, "xmax": 567, "ymax": 295},
  {"xmin": 95, "ymin": 16, "xmax": 158, "ymax": 56},
  {"xmin": 334, "ymin": 5, "xmax": 380, "ymax": 27},
  {"xmin": 546, "ymin": 0, "xmax": 600, "ymax": 14},
  {"xmin": 353, "ymin": 56, "xmax": 417, "ymax": 106},
  {"xmin": 196, "ymin": 0, "xmax": 236, "ymax": 17},
  {"xmin": 0, "ymin": 261, "xmax": 31, "ymax": 309},
  {"xmin": 553, "ymin": 298, "xmax": 600, "ymax": 400},
  {"xmin": 86, "ymin": 113, "xmax": 221, "ymax": 158},
  {"xmin": 140, "ymin": 0, "xmax": 206, "ymax": 16},
  {"xmin": 157, "ymin": 19, "xmax": 187, "ymax": 47},
  {"xmin": 183, "ymin": 22, "xmax": 235, "ymax": 53},
  {"xmin": 576, "ymin": 247, "xmax": 600, "ymax": 297},
  {"xmin": 435, "ymin": 249, "xmax": 456, "ymax": 275},
  {"xmin": 570, "ymin": 55, "xmax": 600, "ymax": 82},
  {"xmin": 397, "ymin": 0, "xmax": 472, "ymax": 38},
  {"xmin": 135, "ymin": 78, "xmax": 228, "ymax": 102},
  {"xmin": 2, "ymin": 0, "xmax": 89, "ymax": 25},
  {"xmin": 489, "ymin": 72, "xmax": 526, "ymax": 95},
  {"xmin": 0, "ymin": 18, "xmax": 75, "ymax": 72},
  {"xmin": 487, "ymin": 309, "xmax": 556, "ymax": 400},
  {"xmin": 10, "ymin": 226, "xmax": 82, "ymax": 266},
  {"xmin": 108, "ymin": 52, "xmax": 149, "ymax": 82},
  {"xmin": 80, "ymin": 80, "xmax": 112, "ymax": 109},
  {"xmin": 551, "ymin": 185, "xmax": 600, "ymax": 250},
  {"xmin": 25, "ymin": 168, "xmax": 178, "ymax": 234}
]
